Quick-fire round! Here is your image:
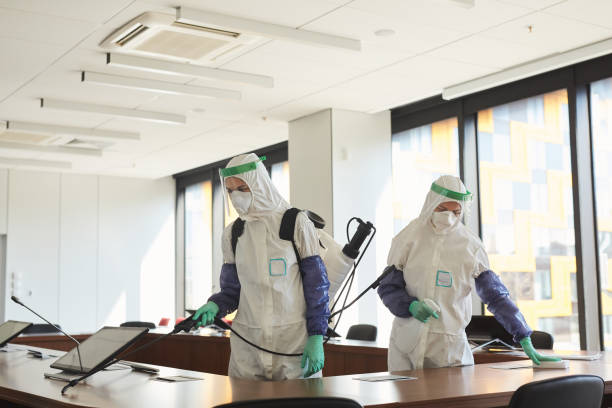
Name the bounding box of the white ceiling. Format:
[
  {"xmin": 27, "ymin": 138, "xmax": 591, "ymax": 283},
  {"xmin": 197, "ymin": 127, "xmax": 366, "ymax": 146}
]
[{"xmin": 0, "ymin": 0, "xmax": 611, "ymax": 178}]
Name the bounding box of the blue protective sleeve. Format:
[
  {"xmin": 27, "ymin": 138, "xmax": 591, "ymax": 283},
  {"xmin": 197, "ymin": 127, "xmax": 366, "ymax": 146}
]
[
  {"xmin": 475, "ymin": 270, "xmax": 533, "ymax": 342},
  {"xmin": 377, "ymin": 266, "xmax": 417, "ymax": 318},
  {"xmin": 208, "ymin": 263, "xmax": 241, "ymax": 318},
  {"xmin": 300, "ymin": 255, "xmax": 330, "ymax": 336}
]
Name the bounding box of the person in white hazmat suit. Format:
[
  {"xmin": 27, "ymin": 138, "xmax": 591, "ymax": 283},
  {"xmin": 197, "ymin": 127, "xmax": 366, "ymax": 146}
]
[
  {"xmin": 192, "ymin": 153, "xmax": 330, "ymax": 380},
  {"xmin": 378, "ymin": 175, "xmax": 560, "ymax": 370}
]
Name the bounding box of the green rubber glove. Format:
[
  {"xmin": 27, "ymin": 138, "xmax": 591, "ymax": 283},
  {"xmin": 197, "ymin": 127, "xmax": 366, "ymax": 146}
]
[
  {"xmin": 409, "ymin": 300, "xmax": 439, "ymax": 323},
  {"xmin": 519, "ymin": 337, "xmax": 561, "ymax": 365},
  {"xmin": 301, "ymin": 335, "xmax": 324, "ymax": 377},
  {"xmin": 193, "ymin": 301, "xmax": 219, "ymax": 328}
]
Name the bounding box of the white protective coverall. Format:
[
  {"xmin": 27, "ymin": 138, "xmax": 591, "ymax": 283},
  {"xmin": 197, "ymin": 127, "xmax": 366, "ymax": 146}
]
[
  {"xmin": 385, "ymin": 175, "xmax": 490, "ymax": 370},
  {"xmin": 210, "ymin": 153, "xmax": 329, "ymax": 380}
]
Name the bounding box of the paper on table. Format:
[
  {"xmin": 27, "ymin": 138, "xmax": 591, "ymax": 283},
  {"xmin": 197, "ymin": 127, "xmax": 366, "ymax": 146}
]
[
  {"xmin": 548, "ymin": 353, "xmax": 601, "ymax": 361},
  {"xmin": 489, "ymin": 362, "xmax": 533, "ymax": 370},
  {"xmin": 155, "ymin": 375, "xmax": 203, "ymax": 382},
  {"xmin": 353, "ymin": 374, "xmax": 417, "ymax": 382}
]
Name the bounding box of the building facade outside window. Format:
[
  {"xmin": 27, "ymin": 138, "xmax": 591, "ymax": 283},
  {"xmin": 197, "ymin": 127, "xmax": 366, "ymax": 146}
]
[
  {"xmin": 477, "ymin": 89, "xmax": 579, "ymax": 349},
  {"xmin": 590, "ymin": 77, "xmax": 612, "ymax": 349},
  {"xmin": 391, "ymin": 117, "xmax": 460, "ymax": 234}
]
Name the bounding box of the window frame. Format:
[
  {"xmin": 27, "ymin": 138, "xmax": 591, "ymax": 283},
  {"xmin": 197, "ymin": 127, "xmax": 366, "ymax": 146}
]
[
  {"xmin": 173, "ymin": 142, "xmax": 288, "ymax": 316},
  {"xmin": 391, "ymin": 53, "xmax": 612, "ymax": 351}
]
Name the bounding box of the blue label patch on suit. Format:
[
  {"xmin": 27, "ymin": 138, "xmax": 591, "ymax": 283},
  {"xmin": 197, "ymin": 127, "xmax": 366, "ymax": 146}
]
[
  {"xmin": 269, "ymin": 258, "xmax": 287, "ymax": 276},
  {"xmin": 435, "ymin": 270, "xmax": 452, "ymax": 287}
]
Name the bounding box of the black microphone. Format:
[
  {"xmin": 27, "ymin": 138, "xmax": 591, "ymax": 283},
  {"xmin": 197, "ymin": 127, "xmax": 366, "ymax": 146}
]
[{"xmin": 11, "ymin": 296, "xmax": 83, "ymax": 372}]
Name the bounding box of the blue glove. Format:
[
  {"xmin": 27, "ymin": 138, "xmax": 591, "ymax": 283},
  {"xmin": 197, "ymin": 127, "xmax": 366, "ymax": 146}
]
[
  {"xmin": 193, "ymin": 301, "xmax": 219, "ymax": 328},
  {"xmin": 409, "ymin": 300, "xmax": 439, "ymax": 322},
  {"xmin": 519, "ymin": 337, "xmax": 561, "ymax": 365},
  {"xmin": 301, "ymin": 335, "xmax": 324, "ymax": 377}
]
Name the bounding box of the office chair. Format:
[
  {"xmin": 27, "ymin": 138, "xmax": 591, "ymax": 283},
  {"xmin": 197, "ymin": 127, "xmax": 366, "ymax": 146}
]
[
  {"xmin": 530, "ymin": 330, "xmax": 553, "ymax": 349},
  {"xmin": 120, "ymin": 321, "xmax": 156, "ymax": 329},
  {"xmin": 346, "ymin": 324, "xmax": 377, "ymax": 341},
  {"xmin": 22, "ymin": 324, "xmax": 61, "ymax": 334},
  {"xmin": 214, "ymin": 397, "xmax": 362, "ymax": 408},
  {"xmin": 508, "ymin": 375, "xmax": 604, "ymax": 408}
]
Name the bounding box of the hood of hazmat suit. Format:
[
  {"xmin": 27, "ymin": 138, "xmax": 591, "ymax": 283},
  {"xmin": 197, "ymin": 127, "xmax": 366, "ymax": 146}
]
[
  {"xmin": 386, "ymin": 175, "xmax": 489, "ymax": 370},
  {"xmin": 209, "ymin": 153, "xmax": 330, "ymax": 380}
]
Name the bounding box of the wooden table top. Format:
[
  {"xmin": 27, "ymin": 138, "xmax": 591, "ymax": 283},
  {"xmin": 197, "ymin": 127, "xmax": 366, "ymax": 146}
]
[{"xmin": 0, "ymin": 344, "xmax": 607, "ymax": 408}]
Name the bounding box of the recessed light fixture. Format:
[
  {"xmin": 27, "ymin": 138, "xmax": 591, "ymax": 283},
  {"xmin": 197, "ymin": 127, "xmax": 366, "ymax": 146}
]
[
  {"xmin": 82, "ymin": 71, "xmax": 241, "ymax": 100},
  {"xmin": 189, "ymin": 108, "xmax": 206, "ymax": 114},
  {"xmin": 0, "ymin": 157, "xmax": 72, "ymax": 169},
  {"xmin": 0, "ymin": 141, "xmax": 101, "ymax": 157},
  {"xmin": 449, "ymin": 0, "xmax": 475, "ymax": 8},
  {"xmin": 107, "ymin": 53, "xmax": 274, "ymax": 88},
  {"xmin": 374, "ymin": 29, "xmax": 396, "ymax": 37},
  {"xmin": 40, "ymin": 98, "xmax": 186, "ymax": 125},
  {"xmin": 6, "ymin": 121, "xmax": 139, "ymax": 142}
]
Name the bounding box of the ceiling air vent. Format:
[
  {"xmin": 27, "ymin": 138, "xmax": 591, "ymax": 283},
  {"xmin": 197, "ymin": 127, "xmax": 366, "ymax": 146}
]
[{"xmin": 100, "ymin": 12, "xmax": 263, "ymax": 64}]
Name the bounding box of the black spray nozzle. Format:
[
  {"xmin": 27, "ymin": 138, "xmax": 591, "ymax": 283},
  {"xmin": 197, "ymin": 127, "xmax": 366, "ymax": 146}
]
[
  {"xmin": 172, "ymin": 313, "xmax": 198, "ymax": 334},
  {"xmin": 342, "ymin": 218, "xmax": 374, "ymax": 259},
  {"xmin": 172, "ymin": 314, "xmax": 231, "ymax": 334}
]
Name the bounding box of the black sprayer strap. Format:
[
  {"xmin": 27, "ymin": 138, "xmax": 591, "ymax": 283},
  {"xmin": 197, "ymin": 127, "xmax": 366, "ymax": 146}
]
[
  {"xmin": 231, "ymin": 218, "xmax": 245, "ymax": 255},
  {"xmin": 279, "ymin": 207, "xmax": 302, "ymax": 264}
]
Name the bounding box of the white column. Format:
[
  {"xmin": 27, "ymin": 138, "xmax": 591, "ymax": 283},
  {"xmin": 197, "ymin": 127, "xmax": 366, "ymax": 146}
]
[{"xmin": 289, "ymin": 109, "xmax": 392, "ymax": 339}]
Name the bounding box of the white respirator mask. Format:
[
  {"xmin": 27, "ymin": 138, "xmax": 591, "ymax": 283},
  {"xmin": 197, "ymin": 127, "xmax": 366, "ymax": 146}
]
[
  {"xmin": 230, "ymin": 191, "xmax": 252, "ymax": 216},
  {"xmin": 431, "ymin": 211, "xmax": 457, "ymax": 233}
]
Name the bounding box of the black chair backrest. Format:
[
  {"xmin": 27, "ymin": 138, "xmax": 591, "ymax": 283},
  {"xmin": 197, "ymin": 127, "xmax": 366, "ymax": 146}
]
[
  {"xmin": 465, "ymin": 315, "xmax": 514, "ymax": 345},
  {"xmin": 120, "ymin": 321, "xmax": 156, "ymax": 329},
  {"xmin": 530, "ymin": 330, "xmax": 553, "ymax": 349},
  {"xmin": 508, "ymin": 375, "xmax": 604, "ymax": 408},
  {"xmin": 214, "ymin": 397, "xmax": 362, "ymax": 408},
  {"xmin": 22, "ymin": 324, "xmax": 61, "ymax": 334},
  {"xmin": 346, "ymin": 324, "xmax": 377, "ymax": 341}
]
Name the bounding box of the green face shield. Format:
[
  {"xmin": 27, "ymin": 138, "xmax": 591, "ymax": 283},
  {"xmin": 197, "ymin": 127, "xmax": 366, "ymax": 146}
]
[{"xmin": 430, "ymin": 182, "xmax": 472, "ymax": 202}]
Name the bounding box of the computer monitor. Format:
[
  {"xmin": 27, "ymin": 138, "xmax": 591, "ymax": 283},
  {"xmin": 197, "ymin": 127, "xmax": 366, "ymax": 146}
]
[
  {"xmin": 50, "ymin": 326, "xmax": 148, "ymax": 373},
  {"xmin": 465, "ymin": 315, "xmax": 514, "ymax": 346},
  {"xmin": 0, "ymin": 320, "xmax": 33, "ymax": 347}
]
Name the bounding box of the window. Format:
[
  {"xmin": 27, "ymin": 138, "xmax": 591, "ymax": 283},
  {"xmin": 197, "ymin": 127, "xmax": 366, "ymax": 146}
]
[
  {"xmin": 271, "ymin": 161, "xmax": 290, "ymax": 201},
  {"xmin": 391, "ymin": 117, "xmax": 460, "ymax": 233},
  {"xmin": 477, "ymin": 89, "xmax": 579, "ymax": 349},
  {"xmin": 184, "ymin": 179, "xmax": 213, "ymax": 311},
  {"xmin": 590, "ymin": 77, "xmax": 612, "ymax": 350}
]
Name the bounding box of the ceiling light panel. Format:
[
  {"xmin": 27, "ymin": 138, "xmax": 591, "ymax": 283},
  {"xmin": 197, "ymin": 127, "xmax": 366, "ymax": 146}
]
[
  {"xmin": 176, "ymin": 7, "xmax": 361, "ymax": 51},
  {"xmin": 0, "ymin": 157, "xmax": 72, "ymax": 169},
  {"xmin": 0, "ymin": 140, "xmax": 101, "ymax": 157},
  {"xmin": 40, "ymin": 98, "xmax": 186, "ymax": 125},
  {"xmin": 6, "ymin": 121, "xmax": 140, "ymax": 142},
  {"xmin": 81, "ymin": 71, "xmax": 241, "ymax": 100},
  {"xmin": 106, "ymin": 53, "xmax": 274, "ymax": 88},
  {"xmin": 442, "ymin": 36, "xmax": 612, "ymax": 99}
]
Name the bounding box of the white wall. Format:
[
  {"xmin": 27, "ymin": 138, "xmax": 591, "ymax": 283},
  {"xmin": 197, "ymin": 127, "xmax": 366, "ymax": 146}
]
[
  {"xmin": 0, "ymin": 169, "xmax": 7, "ymax": 234},
  {"xmin": 1, "ymin": 170, "xmax": 175, "ymax": 333},
  {"xmin": 330, "ymin": 109, "xmax": 393, "ymax": 340},
  {"xmin": 289, "ymin": 109, "xmax": 393, "ymax": 341},
  {"xmin": 289, "ymin": 109, "xmax": 334, "ymax": 235}
]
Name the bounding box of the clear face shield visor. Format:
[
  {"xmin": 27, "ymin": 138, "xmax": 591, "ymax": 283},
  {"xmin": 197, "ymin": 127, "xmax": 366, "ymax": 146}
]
[
  {"xmin": 219, "ymin": 156, "xmax": 266, "ymax": 219},
  {"xmin": 428, "ymin": 182, "xmax": 473, "ymax": 222}
]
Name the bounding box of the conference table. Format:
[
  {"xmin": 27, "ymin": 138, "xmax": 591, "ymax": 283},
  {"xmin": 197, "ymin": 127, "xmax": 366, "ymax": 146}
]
[
  {"xmin": 10, "ymin": 329, "xmax": 527, "ymax": 376},
  {"xmin": 0, "ymin": 342, "xmax": 609, "ymax": 408}
]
